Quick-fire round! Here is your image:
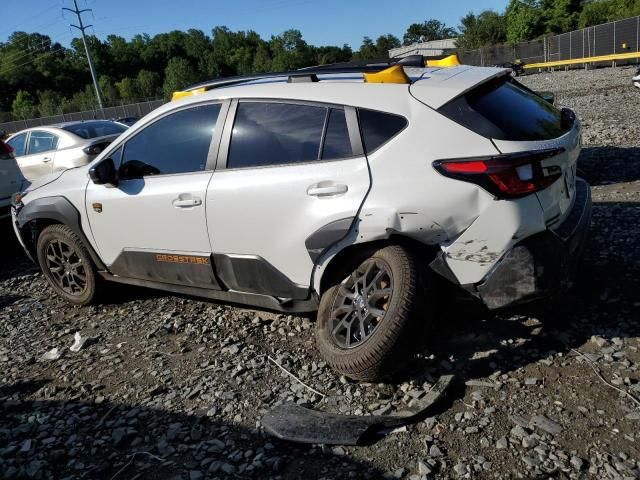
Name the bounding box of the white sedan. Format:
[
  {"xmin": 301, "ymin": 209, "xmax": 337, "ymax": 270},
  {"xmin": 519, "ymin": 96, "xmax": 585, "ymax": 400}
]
[{"xmin": 6, "ymin": 120, "xmax": 127, "ymax": 181}]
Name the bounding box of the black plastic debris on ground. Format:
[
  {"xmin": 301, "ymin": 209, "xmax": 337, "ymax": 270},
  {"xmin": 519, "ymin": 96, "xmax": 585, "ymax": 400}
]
[{"xmin": 261, "ymin": 375, "xmax": 454, "ymax": 446}]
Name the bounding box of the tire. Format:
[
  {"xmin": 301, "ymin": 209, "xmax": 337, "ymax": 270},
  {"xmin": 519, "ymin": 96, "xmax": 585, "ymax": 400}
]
[
  {"xmin": 315, "ymin": 244, "xmax": 433, "ymax": 381},
  {"xmin": 36, "ymin": 224, "xmax": 98, "ymax": 306}
]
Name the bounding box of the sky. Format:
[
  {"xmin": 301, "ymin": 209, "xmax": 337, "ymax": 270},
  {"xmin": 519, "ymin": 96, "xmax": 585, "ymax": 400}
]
[{"xmin": 2, "ymin": 0, "xmax": 508, "ymax": 49}]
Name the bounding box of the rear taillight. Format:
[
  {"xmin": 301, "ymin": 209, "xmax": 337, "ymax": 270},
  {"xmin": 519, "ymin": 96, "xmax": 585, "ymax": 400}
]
[
  {"xmin": 83, "ymin": 144, "xmax": 103, "ymax": 155},
  {"xmin": 0, "ymin": 141, "xmax": 14, "ymax": 159},
  {"xmin": 83, "ymin": 141, "xmax": 113, "ymax": 156},
  {"xmin": 433, "ymin": 148, "xmax": 564, "ymax": 198}
]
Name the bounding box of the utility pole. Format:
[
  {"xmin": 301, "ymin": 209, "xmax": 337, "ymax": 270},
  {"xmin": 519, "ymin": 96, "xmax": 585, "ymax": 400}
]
[{"xmin": 63, "ymin": 0, "xmax": 104, "ymax": 109}]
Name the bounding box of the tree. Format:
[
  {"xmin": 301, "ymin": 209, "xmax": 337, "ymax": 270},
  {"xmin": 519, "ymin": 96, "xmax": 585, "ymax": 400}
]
[
  {"xmin": 270, "ymin": 29, "xmax": 314, "ymax": 71},
  {"xmin": 99, "ymin": 75, "xmax": 119, "ymax": 106},
  {"xmin": 116, "ymin": 77, "xmax": 140, "ymax": 102},
  {"xmin": 353, "ymin": 35, "xmax": 400, "ymax": 60},
  {"xmin": 12, "ymin": 90, "xmax": 37, "ymax": 120},
  {"xmin": 37, "ymin": 90, "xmax": 64, "ymax": 117},
  {"xmin": 579, "ymin": 0, "xmax": 614, "ymax": 27},
  {"xmin": 136, "ymin": 70, "xmax": 161, "ymax": 99},
  {"xmin": 354, "ymin": 37, "xmax": 377, "ymax": 59},
  {"xmin": 375, "ymin": 34, "xmax": 401, "ymax": 57},
  {"xmin": 505, "ymin": 0, "xmax": 543, "ymax": 43},
  {"xmin": 163, "ymin": 57, "xmax": 197, "ymax": 100},
  {"xmin": 457, "ymin": 11, "xmax": 507, "ymax": 49},
  {"xmin": 541, "ymin": 0, "xmax": 581, "ymax": 34},
  {"xmin": 403, "ymin": 19, "xmax": 457, "ymax": 45}
]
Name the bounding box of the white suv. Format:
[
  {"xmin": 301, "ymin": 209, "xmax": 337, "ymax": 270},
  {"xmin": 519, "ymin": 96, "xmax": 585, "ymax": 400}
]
[{"xmin": 11, "ymin": 60, "xmax": 591, "ymax": 381}]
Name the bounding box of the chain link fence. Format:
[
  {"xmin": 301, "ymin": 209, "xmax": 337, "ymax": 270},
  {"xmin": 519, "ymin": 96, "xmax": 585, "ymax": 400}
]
[
  {"xmin": 458, "ymin": 15, "xmax": 640, "ymax": 68},
  {"xmin": 0, "ymin": 99, "xmax": 164, "ymax": 135}
]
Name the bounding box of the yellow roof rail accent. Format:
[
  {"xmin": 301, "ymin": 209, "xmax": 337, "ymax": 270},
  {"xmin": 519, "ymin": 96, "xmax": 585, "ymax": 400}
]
[
  {"xmin": 425, "ymin": 54, "xmax": 460, "ymax": 68},
  {"xmin": 363, "ymin": 65, "xmax": 410, "ymax": 84},
  {"xmin": 171, "ymin": 87, "xmax": 206, "ymax": 102}
]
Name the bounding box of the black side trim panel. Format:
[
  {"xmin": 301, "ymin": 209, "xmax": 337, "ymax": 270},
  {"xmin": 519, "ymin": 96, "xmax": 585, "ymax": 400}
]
[
  {"xmin": 476, "ymin": 245, "xmax": 537, "ymax": 310},
  {"xmin": 428, "ymin": 251, "xmax": 460, "ymax": 285},
  {"xmin": 99, "ymin": 272, "xmax": 319, "ymax": 313},
  {"xmin": 109, "ymin": 251, "xmax": 221, "ymax": 289},
  {"xmin": 305, "ymin": 217, "xmax": 355, "ymax": 262},
  {"xmin": 212, "ymin": 253, "xmax": 309, "ymax": 300},
  {"xmin": 16, "ymin": 196, "xmax": 106, "ymax": 270}
]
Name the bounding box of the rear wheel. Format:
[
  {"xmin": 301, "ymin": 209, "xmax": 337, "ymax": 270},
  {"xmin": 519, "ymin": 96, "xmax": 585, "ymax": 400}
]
[
  {"xmin": 316, "ymin": 244, "xmax": 433, "ymax": 381},
  {"xmin": 36, "ymin": 224, "xmax": 98, "ymax": 305}
]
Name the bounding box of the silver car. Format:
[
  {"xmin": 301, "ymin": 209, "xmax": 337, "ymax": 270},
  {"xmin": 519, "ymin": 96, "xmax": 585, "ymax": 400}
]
[{"xmin": 6, "ymin": 121, "xmax": 127, "ymax": 181}]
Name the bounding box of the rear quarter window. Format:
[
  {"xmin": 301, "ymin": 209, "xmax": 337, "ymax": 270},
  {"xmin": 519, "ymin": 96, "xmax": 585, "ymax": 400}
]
[
  {"xmin": 358, "ymin": 108, "xmax": 407, "ymax": 154},
  {"xmin": 438, "ymin": 77, "xmax": 569, "ymax": 141}
]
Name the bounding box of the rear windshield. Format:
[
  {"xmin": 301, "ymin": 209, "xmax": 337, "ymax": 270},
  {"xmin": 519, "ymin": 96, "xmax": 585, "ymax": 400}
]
[
  {"xmin": 62, "ymin": 121, "xmax": 126, "ymax": 139},
  {"xmin": 438, "ymin": 77, "xmax": 569, "ymax": 141}
]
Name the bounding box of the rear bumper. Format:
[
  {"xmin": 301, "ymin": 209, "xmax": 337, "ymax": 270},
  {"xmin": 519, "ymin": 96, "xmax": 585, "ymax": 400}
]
[{"xmin": 474, "ymin": 178, "xmax": 592, "ymax": 309}]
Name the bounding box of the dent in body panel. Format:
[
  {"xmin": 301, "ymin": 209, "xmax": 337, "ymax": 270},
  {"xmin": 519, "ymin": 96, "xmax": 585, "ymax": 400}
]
[{"xmin": 442, "ymin": 195, "xmax": 546, "ymax": 285}]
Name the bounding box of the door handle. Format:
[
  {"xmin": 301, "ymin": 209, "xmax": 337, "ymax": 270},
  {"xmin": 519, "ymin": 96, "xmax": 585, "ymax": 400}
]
[
  {"xmin": 307, "ymin": 183, "xmax": 348, "ymax": 197},
  {"xmin": 173, "ymin": 195, "xmax": 202, "ymax": 208},
  {"xmin": 42, "ymin": 157, "xmax": 52, "ymax": 163}
]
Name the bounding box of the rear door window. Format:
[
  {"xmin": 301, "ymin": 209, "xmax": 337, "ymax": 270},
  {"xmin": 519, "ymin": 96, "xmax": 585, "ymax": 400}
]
[
  {"xmin": 7, "ymin": 133, "xmax": 27, "ymax": 156},
  {"xmin": 438, "ymin": 77, "xmax": 569, "ymax": 141},
  {"xmin": 63, "ymin": 121, "xmax": 127, "ymax": 139},
  {"xmin": 227, "ymin": 102, "xmax": 327, "ymax": 169},
  {"xmin": 358, "ymin": 108, "xmax": 407, "ymax": 154},
  {"xmin": 119, "ymin": 104, "xmax": 220, "ymax": 179},
  {"xmin": 27, "ymin": 131, "xmax": 59, "ymax": 154},
  {"xmin": 322, "ymin": 108, "xmax": 353, "ymax": 160}
]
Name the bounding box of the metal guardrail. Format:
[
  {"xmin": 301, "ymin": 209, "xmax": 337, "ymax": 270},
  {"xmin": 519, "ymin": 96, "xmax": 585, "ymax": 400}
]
[
  {"xmin": 524, "ymin": 50, "xmax": 640, "ymax": 69},
  {"xmin": 456, "ymin": 15, "xmax": 640, "ymax": 69}
]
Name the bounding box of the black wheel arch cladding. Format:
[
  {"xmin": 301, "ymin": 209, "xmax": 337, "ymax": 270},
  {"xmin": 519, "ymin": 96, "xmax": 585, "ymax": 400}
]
[{"xmin": 16, "ymin": 196, "xmax": 106, "ymax": 270}]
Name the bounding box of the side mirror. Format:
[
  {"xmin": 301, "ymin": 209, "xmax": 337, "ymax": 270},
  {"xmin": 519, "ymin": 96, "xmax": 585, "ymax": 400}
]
[{"xmin": 89, "ymin": 157, "xmax": 118, "ymax": 186}]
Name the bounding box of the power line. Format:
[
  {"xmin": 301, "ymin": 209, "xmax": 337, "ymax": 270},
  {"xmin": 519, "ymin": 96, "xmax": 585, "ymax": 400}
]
[
  {"xmin": 63, "ymin": 0, "xmax": 104, "ymax": 109},
  {"xmin": 0, "ymin": 30, "xmax": 77, "ymax": 67},
  {"xmin": 0, "ymin": 46, "xmax": 67, "ymax": 76},
  {"xmin": 0, "ymin": 3, "xmax": 60, "ymax": 38}
]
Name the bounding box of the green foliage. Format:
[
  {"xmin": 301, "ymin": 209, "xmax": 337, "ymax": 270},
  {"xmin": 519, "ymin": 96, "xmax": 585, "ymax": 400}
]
[
  {"xmin": 136, "ymin": 70, "xmax": 161, "ymax": 99},
  {"xmin": 116, "ymin": 77, "xmax": 140, "ymax": 102},
  {"xmin": 99, "ymin": 75, "xmax": 119, "ymax": 106},
  {"xmin": 37, "ymin": 90, "xmax": 63, "ymax": 117},
  {"xmin": 541, "ymin": 0, "xmax": 582, "ymax": 34},
  {"xmin": 163, "ymin": 57, "xmax": 197, "ymax": 100},
  {"xmin": 458, "ymin": 0, "xmax": 640, "ymax": 47},
  {"xmin": 578, "ymin": 0, "xmax": 640, "ymax": 27},
  {"xmin": 12, "ymin": 90, "xmax": 37, "ymax": 120},
  {"xmin": 353, "ymin": 34, "xmax": 400, "ymax": 60},
  {"xmin": 505, "ymin": 0, "xmax": 543, "ymax": 44},
  {"xmin": 457, "ymin": 10, "xmax": 507, "ymax": 48},
  {"xmin": 403, "ymin": 19, "xmax": 457, "ymax": 45},
  {"xmin": 579, "ymin": 1, "xmax": 616, "ymax": 27},
  {"xmin": 3, "ymin": 3, "xmax": 640, "ymax": 120}
]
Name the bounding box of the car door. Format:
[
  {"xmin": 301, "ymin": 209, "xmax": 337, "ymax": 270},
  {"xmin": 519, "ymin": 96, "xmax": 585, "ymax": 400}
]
[
  {"xmin": 206, "ymin": 100, "xmax": 371, "ymax": 298},
  {"xmin": 0, "ymin": 141, "xmax": 24, "ymax": 208},
  {"xmin": 86, "ymin": 101, "xmax": 227, "ymax": 288},
  {"xmin": 19, "ymin": 130, "xmax": 59, "ymax": 180}
]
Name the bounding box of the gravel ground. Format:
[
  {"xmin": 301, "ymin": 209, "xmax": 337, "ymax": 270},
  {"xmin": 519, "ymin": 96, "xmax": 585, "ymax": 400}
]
[{"xmin": 2, "ymin": 66, "xmax": 640, "ymax": 480}]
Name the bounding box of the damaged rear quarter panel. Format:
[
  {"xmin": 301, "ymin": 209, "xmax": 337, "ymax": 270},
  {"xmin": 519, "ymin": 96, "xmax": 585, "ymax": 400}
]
[
  {"xmin": 443, "ymin": 194, "xmax": 546, "ymax": 285},
  {"xmin": 313, "ymin": 99, "xmax": 501, "ymax": 290}
]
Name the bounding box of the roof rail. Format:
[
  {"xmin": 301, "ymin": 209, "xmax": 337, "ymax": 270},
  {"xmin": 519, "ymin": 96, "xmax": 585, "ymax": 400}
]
[{"xmin": 180, "ymin": 55, "xmax": 429, "ymax": 93}]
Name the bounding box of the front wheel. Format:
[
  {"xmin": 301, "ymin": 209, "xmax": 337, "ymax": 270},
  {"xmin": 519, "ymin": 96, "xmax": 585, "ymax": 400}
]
[
  {"xmin": 315, "ymin": 245, "xmax": 433, "ymax": 381},
  {"xmin": 36, "ymin": 224, "xmax": 98, "ymax": 305}
]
